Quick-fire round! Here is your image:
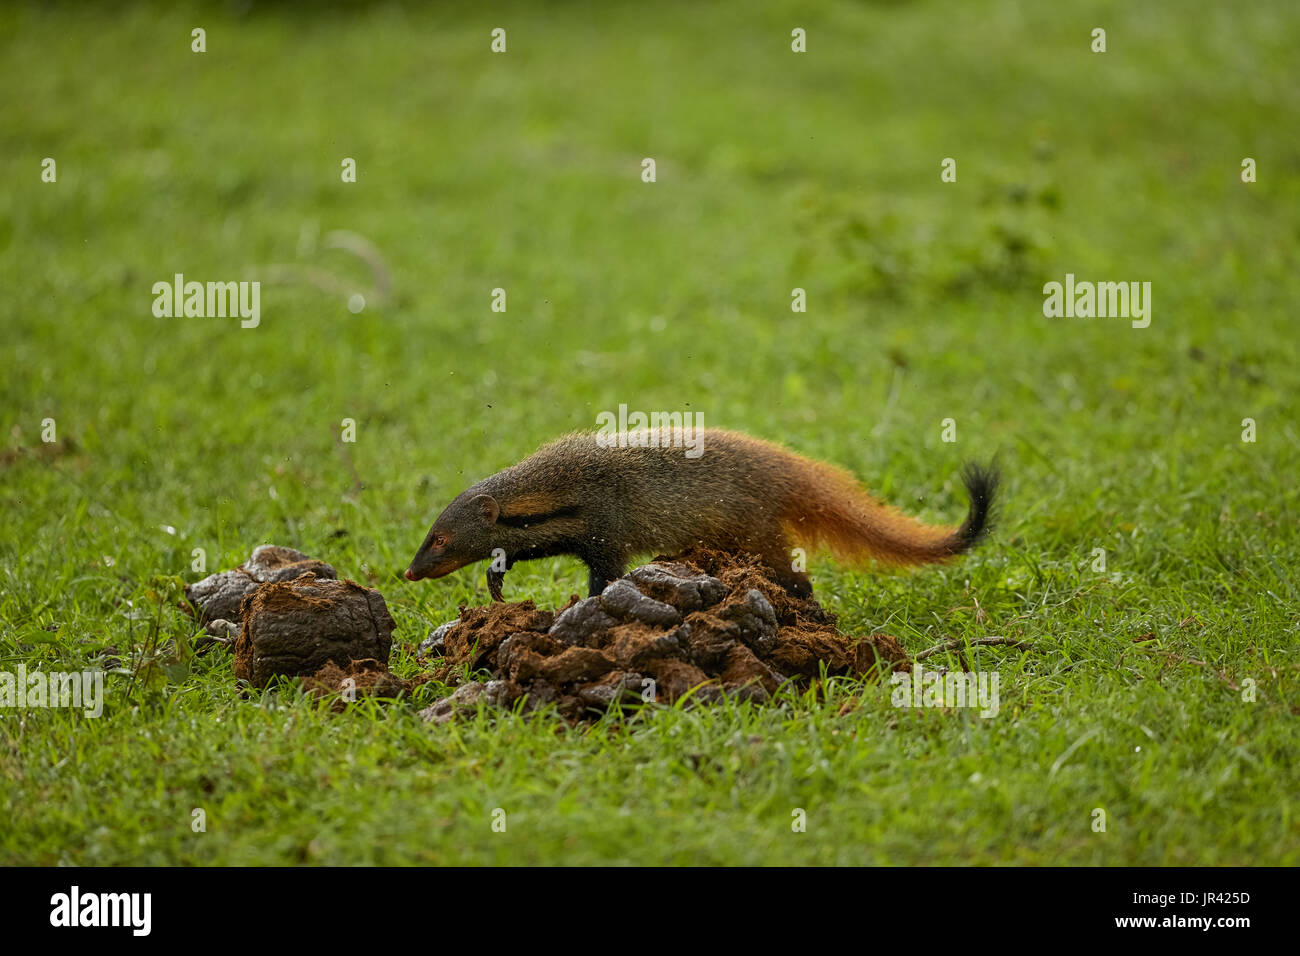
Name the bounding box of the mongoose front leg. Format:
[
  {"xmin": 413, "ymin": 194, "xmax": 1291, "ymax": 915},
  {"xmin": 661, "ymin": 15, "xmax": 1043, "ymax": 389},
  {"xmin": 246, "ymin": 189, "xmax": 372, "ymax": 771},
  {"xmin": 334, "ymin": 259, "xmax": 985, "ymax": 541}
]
[
  {"xmin": 584, "ymin": 552, "xmax": 625, "ymax": 597},
  {"xmin": 486, "ymin": 567, "xmax": 506, "ymax": 602}
]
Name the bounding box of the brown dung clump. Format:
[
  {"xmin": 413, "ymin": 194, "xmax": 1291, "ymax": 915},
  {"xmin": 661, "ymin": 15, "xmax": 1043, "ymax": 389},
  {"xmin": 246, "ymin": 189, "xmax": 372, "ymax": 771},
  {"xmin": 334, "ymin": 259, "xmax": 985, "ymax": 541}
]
[
  {"xmin": 233, "ymin": 573, "xmax": 397, "ymax": 688},
  {"xmin": 300, "ymin": 658, "xmax": 414, "ymax": 706},
  {"xmin": 418, "ymin": 548, "xmax": 909, "ymax": 723}
]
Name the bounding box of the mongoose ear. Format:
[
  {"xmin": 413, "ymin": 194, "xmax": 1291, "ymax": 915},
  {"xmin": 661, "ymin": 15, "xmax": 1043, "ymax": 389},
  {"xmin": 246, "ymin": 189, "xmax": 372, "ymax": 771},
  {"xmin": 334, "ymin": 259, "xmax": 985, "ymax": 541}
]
[{"xmin": 473, "ymin": 494, "xmax": 500, "ymax": 526}]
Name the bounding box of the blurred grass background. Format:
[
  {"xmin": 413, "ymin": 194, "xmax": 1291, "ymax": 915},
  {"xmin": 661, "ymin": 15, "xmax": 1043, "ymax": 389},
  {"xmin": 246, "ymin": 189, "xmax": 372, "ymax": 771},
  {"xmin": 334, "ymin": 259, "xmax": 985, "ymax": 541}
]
[{"xmin": 0, "ymin": 0, "xmax": 1296, "ymax": 864}]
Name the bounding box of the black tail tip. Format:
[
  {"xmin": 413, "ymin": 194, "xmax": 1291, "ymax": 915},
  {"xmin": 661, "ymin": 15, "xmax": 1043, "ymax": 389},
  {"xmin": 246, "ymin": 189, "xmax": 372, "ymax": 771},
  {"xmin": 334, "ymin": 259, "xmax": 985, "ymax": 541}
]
[{"xmin": 954, "ymin": 461, "xmax": 1000, "ymax": 552}]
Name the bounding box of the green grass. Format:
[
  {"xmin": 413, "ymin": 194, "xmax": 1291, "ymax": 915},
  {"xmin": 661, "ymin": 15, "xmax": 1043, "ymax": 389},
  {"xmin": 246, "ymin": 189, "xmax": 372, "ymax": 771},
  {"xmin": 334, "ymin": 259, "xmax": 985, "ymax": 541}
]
[{"xmin": 1, "ymin": 0, "xmax": 1296, "ymax": 865}]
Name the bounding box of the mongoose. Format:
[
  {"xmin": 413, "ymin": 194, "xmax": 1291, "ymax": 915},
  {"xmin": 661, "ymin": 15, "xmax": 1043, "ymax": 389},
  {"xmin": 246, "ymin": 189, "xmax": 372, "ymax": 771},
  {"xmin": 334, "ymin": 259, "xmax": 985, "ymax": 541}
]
[{"xmin": 404, "ymin": 428, "xmax": 998, "ymax": 600}]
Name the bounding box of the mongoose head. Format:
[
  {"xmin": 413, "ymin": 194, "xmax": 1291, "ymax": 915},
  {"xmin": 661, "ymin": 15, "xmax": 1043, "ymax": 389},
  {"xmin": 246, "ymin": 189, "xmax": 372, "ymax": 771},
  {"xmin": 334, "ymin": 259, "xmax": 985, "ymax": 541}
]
[{"xmin": 404, "ymin": 493, "xmax": 500, "ymax": 581}]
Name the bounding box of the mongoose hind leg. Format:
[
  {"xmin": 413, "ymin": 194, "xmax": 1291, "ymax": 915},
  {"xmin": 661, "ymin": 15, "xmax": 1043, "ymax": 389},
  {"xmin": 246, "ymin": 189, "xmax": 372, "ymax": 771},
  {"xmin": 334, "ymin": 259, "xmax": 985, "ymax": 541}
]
[
  {"xmin": 755, "ymin": 534, "xmax": 813, "ymax": 597},
  {"xmin": 775, "ymin": 568, "xmax": 813, "ymax": 598}
]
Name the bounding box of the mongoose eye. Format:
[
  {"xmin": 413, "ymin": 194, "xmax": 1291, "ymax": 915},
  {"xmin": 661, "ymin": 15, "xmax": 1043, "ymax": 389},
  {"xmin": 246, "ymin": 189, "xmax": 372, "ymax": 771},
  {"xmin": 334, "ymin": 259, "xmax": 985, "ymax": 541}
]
[{"xmin": 432, "ymin": 534, "xmax": 448, "ymax": 549}]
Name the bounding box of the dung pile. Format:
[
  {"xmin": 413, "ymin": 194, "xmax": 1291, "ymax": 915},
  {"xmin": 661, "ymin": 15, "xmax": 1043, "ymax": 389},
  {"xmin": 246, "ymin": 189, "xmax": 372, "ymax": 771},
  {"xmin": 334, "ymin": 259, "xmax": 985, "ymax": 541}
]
[
  {"xmin": 183, "ymin": 545, "xmax": 401, "ymax": 691},
  {"xmin": 419, "ymin": 548, "xmax": 909, "ymax": 723}
]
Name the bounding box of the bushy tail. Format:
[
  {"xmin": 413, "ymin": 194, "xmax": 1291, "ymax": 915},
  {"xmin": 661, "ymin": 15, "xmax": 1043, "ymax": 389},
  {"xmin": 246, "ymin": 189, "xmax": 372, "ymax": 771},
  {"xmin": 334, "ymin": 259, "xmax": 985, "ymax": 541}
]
[{"xmin": 783, "ymin": 458, "xmax": 999, "ymax": 567}]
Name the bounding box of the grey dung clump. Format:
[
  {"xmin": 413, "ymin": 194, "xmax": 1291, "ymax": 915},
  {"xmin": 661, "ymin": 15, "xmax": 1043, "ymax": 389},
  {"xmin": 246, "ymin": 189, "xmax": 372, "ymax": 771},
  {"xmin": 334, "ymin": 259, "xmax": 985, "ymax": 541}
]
[
  {"xmin": 186, "ymin": 544, "xmax": 337, "ymax": 625},
  {"xmin": 548, "ymin": 597, "xmax": 619, "ymax": 645},
  {"xmin": 718, "ymin": 588, "xmax": 778, "ymax": 654},
  {"xmin": 626, "ymin": 563, "xmax": 728, "ymax": 612},
  {"xmin": 418, "ymin": 679, "xmax": 519, "ymax": 724},
  {"xmin": 598, "ymin": 579, "xmax": 682, "ymax": 627},
  {"xmin": 418, "ymin": 618, "xmax": 460, "ymax": 660}
]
